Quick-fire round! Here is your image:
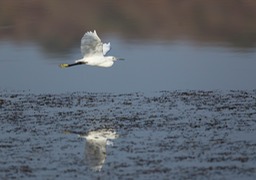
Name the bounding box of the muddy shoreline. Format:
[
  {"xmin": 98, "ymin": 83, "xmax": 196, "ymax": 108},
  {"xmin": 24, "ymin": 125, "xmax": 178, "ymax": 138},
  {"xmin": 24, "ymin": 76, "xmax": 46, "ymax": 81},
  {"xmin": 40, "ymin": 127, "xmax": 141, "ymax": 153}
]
[{"xmin": 1, "ymin": 90, "xmax": 256, "ymax": 179}]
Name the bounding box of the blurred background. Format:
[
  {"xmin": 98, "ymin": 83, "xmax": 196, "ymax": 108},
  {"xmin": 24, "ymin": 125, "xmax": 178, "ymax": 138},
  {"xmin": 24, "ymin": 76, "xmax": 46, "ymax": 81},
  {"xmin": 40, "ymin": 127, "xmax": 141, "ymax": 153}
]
[{"xmin": 0, "ymin": 0, "xmax": 256, "ymax": 93}]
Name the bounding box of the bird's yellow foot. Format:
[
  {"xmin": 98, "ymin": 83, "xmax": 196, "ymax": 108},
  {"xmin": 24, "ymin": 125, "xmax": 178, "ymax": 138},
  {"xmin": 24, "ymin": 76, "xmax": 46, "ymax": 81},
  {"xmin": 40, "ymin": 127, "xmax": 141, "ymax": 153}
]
[{"xmin": 59, "ymin": 64, "xmax": 69, "ymax": 68}]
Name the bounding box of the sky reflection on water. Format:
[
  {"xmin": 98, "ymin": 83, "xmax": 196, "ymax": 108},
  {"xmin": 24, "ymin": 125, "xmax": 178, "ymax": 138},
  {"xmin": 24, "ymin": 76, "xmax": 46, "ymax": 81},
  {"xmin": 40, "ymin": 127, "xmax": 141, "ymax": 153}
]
[{"xmin": 0, "ymin": 39, "xmax": 256, "ymax": 93}]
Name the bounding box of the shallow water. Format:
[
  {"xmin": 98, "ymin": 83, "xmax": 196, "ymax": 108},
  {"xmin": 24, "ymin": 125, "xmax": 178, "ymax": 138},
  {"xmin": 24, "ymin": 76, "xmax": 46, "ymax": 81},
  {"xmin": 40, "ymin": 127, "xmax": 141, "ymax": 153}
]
[
  {"xmin": 1, "ymin": 1, "xmax": 256, "ymax": 179},
  {"xmin": 1, "ymin": 40, "xmax": 256, "ymax": 93},
  {"xmin": 1, "ymin": 90, "xmax": 256, "ymax": 179}
]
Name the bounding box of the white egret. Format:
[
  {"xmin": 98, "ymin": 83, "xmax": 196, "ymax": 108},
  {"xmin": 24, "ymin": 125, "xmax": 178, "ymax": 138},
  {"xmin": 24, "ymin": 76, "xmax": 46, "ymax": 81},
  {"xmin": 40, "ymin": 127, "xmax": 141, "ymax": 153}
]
[{"xmin": 59, "ymin": 30, "xmax": 124, "ymax": 68}]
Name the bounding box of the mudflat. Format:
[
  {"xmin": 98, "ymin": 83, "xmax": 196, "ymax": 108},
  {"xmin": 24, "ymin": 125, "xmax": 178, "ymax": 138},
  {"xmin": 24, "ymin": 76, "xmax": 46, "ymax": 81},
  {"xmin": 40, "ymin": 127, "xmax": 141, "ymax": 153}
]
[{"xmin": 1, "ymin": 90, "xmax": 256, "ymax": 179}]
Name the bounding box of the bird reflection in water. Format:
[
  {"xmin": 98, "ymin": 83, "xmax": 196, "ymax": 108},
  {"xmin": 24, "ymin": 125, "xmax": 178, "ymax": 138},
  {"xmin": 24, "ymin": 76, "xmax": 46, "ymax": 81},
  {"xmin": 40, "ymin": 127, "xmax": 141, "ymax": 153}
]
[{"xmin": 79, "ymin": 129, "xmax": 118, "ymax": 171}]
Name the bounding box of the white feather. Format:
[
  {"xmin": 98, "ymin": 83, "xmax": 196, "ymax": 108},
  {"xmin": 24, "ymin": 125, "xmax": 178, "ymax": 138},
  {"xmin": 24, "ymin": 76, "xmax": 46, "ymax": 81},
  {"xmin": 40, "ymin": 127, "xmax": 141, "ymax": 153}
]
[
  {"xmin": 69, "ymin": 30, "xmax": 123, "ymax": 68},
  {"xmin": 103, "ymin": 42, "xmax": 111, "ymax": 55}
]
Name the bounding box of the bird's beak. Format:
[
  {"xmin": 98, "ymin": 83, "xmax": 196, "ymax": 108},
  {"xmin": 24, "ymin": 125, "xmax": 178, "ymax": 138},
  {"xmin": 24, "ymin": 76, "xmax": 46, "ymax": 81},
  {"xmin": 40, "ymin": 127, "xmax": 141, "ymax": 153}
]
[{"xmin": 117, "ymin": 58, "xmax": 125, "ymax": 61}]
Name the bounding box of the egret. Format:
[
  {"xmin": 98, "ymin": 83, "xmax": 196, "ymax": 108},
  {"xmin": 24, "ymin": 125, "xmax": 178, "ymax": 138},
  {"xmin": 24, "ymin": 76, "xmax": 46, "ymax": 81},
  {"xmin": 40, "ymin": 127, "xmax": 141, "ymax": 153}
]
[{"xmin": 59, "ymin": 30, "xmax": 124, "ymax": 68}]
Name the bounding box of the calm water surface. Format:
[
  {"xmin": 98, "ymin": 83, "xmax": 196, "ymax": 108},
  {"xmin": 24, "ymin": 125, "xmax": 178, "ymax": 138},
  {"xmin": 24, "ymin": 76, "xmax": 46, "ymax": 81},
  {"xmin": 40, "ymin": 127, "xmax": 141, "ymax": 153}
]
[
  {"xmin": 0, "ymin": 1, "xmax": 256, "ymax": 93},
  {"xmin": 0, "ymin": 40, "xmax": 256, "ymax": 93}
]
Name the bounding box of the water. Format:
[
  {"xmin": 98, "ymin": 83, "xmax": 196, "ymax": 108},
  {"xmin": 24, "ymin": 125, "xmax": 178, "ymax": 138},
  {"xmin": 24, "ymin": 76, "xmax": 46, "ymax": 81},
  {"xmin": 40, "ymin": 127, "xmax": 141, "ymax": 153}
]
[
  {"xmin": 1, "ymin": 91, "xmax": 256, "ymax": 179},
  {"xmin": 1, "ymin": 1, "xmax": 256, "ymax": 179},
  {"xmin": 0, "ymin": 1, "xmax": 256, "ymax": 93}
]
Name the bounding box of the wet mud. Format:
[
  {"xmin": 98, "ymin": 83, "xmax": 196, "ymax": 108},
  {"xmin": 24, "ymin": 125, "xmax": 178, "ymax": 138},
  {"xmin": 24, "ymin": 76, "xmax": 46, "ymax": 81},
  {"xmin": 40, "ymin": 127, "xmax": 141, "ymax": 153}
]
[{"xmin": 1, "ymin": 90, "xmax": 256, "ymax": 179}]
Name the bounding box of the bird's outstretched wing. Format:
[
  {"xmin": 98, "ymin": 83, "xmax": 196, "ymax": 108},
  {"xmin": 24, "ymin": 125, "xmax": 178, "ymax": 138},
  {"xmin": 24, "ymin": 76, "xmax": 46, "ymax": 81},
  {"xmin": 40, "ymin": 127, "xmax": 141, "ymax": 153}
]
[
  {"xmin": 81, "ymin": 30, "xmax": 103, "ymax": 57},
  {"xmin": 103, "ymin": 42, "xmax": 111, "ymax": 55}
]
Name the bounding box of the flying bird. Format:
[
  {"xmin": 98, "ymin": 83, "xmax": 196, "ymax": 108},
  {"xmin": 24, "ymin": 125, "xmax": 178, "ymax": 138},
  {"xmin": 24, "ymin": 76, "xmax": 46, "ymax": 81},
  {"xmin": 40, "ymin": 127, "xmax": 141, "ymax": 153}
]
[{"xmin": 59, "ymin": 30, "xmax": 124, "ymax": 68}]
